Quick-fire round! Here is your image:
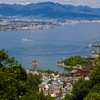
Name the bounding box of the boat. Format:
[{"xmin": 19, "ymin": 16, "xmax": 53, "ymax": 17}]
[
  {"xmin": 22, "ymin": 38, "xmax": 28, "ymax": 41},
  {"xmin": 22, "ymin": 38, "xmax": 31, "ymax": 42}
]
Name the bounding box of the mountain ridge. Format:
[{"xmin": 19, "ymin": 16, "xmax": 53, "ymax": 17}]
[{"xmin": 0, "ymin": 2, "xmax": 100, "ymax": 19}]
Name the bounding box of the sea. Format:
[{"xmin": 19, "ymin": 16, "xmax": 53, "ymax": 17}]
[{"xmin": 0, "ymin": 22, "xmax": 100, "ymax": 73}]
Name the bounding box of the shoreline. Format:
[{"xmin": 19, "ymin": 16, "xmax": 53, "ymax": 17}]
[{"xmin": 56, "ymin": 63, "xmax": 83, "ymax": 69}]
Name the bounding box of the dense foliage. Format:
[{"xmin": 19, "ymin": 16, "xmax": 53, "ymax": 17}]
[
  {"xmin": 38, "ymin": 69, "xmax": 59, "ymax": 75},
  {"xmin": 0, "ymin": 50, "xmax": 55, "ymax": 100},
  {"xmin": 62, "ymin": 56, "xmax": 92, "ymax": 67},
  {"xmin": 0, "ymin": 50, "xmax": 100, "ymax": 100},
  {"xmin": 27, "ymin": 74, "xmax": 42, "ymax": 91},
  {"xmin": 67, "ymin": 55, "xmax": 100, "ymax": 100},
  {"xmin": 0, "ymin": 50, "xmax": 28, "ymax": 99}
]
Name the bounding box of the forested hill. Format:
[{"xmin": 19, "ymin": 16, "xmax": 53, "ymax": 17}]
[{"xmin": 0, "ymin": 2, "xmax": 100, "ymax": 19}]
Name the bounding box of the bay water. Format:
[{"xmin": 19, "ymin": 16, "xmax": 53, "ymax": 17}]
[{"xmin": 0, "ymin": 23, "xmax": 100, "ymax": 72}]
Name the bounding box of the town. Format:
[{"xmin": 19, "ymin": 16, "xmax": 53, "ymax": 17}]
[
  {"xmin": 26, "ymin": 69, "xmax": 82, "ymax": 99},
  {"xmin": 0, "ymin": 17, "xmax": 100, "ymax": 31}
]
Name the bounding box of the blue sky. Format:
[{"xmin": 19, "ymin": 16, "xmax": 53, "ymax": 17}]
[{"xmin": 0, "ymin": 0, "xmax": 100, "ymax": 8}]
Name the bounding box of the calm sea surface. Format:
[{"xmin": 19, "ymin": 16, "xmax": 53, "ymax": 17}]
[{"xmin": 0, "ymin": 23, "xmax": 100, "ymax": 72}]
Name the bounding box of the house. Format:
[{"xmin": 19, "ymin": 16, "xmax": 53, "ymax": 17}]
[
  {"xmin": 51, "ymin": 90, "xmax": 60, "ymax": 97},
  {"xmin": 85, "ymin": 76, "xmax": 89, "ymax": 80},
  {"xmin": 85, "ymin": 54, "xmax": 99, "ymax": 60},
  {"xmin": 65, "ymin": 83, "xmax": 73, "ymax": 92},
  {"xmin": 77, "ymin": 68, "xmax": 91, "ymax": 76},
  {"xmin": 42, "ymin": 73, "xmax": 51, "ymax": 79},
  {"xmin": 38, "ymin": 84, "xmax": 45, "ymax": 92},
  {"xmin": 70, "ymin": 69, "xmax": 77, "ymax": 75},
  {"xmin": 42, "ymin": 79, "xmax": 50, "ymax": 84},
  {"xmin": 26, "ymin": 70, "xmax": 39, "ymax": 75},
  {"xmin": 45, "ymin": 85, "xmax": 49, "ymax": 91}
]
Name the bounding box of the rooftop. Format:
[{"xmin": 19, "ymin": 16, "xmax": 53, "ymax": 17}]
[{"xmin": 85, "ymin": 53, "xmax": 99, "ymax": 59}]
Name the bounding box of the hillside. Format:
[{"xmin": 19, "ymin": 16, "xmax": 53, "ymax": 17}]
[{"xmin": 0, "ymin": 2, "xmax": 100, "ymax": 19}]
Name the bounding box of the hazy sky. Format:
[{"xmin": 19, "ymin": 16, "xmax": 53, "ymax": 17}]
[{"xmin": 0, "ymin": 0, "xmax": 100, "ymax": 8}]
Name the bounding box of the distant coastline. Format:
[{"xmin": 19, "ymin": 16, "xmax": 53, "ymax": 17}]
[{"xmin": 0, "ymin": 19, "xmax": 100, "ymax": 31}]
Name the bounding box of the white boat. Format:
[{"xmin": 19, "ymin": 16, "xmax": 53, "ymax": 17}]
[
  {"xmin": 22, "ymin": 38, "xmax": 31, "ymax": 42},
  {"xmin": 22, "ymin": 38, "xmax": 28, "ymax": 41}
]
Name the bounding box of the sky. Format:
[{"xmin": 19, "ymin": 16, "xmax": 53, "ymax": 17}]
[{"xmin": 0, "ymin": 0, "xmax": 100, "ymax": 8}]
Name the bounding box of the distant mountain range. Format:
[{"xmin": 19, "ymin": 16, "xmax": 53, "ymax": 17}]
[{"xmin": 0, "ymin": 2, "xmax": 100, "ymax": 19}]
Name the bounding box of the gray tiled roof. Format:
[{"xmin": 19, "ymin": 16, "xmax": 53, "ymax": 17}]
[{"xmin": 85, "ymin": 54, "xmax": 99, "ymax": 59}]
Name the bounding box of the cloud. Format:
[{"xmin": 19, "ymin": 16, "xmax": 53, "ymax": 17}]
[
  {"xmin": 0, "ymin": 0, "xmax": 100, "ymax": 8},
  {"xmin": 57, "ymin": 0, "xmax": 100, "ymax": 8}
]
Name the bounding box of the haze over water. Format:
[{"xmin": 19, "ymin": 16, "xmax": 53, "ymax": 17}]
[{"xmin": 0, "ymin": 23, "xmax": 100, "ymax": 72}]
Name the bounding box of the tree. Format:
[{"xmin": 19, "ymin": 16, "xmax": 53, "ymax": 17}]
[
  {"xmin": 94, "ymin": 54, "xmax": 100, "ymax": 66},
  {"xmin": 62, "ymin": 56, "xmax": 92, "ymax": 67},
  {"xmin": 72, "ymin": 79, "xmax": 91, "ymax": 100},
  {"xmin": 70, "ymin": 57, "xmax": 100, "ymax": 100},
  {"xmin": 84, "ymin": 92, "xmax": 100, "ymax": 100},
  {"xmin": 90, "ymin": 66, "xmax": 100, "ymax": 86},
  {"xmin": 65, "ymin": 94, "xmax": 72, "ymax": 100},
  {"xmin": 0, "ymin": 50, "xmax": 28, "ymax": 99},
  {"xmin": 27, "ymin": 74, "xmax": 41, "ymax": 91},
  {"xmin": 84, "ymin": 85, "xmax": 100, "ymax": 100},
  {"xmin": 0, "ymin": 50, "xmax": 56, "ymax": 100}
]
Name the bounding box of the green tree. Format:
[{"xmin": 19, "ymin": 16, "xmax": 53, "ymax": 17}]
[
  {"xmin": 27, "ymin": 74, "xmax": 41, "ymax": 91},
  {"xmin": 65, "ymin": 94, "xmax": 72, "ymax": 100},
  {"xmin": 94, "ymin": 54, "xmax": 100, "ymax": 66},
  {"xmin": 0, "ymin": 50, "xmax": 27, "ymax": 100},
  {"xmin": 90, "ymin": 66, "xmax": 100, "ymax": 86},
  {"xmin": 84, "ymin": 92, "xmax": 100, "ymax": 100},
  {"xmin": 84, "ymin": 84, "xmax": 100, "ymax": 100},
  {"xmin": 0, "ymin": 50, "xmax": 56, "ymax": 100},
  {"xmin": 72, "ymin": 79, "xmax": 91, "ymax": 100},
  {"xmin": 63, "ymin": 56, "xmax": 92, "ymax": 67},
  {"xmin": 70, "ymin": 58, "xmax": 100, "ymax": 100}
]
